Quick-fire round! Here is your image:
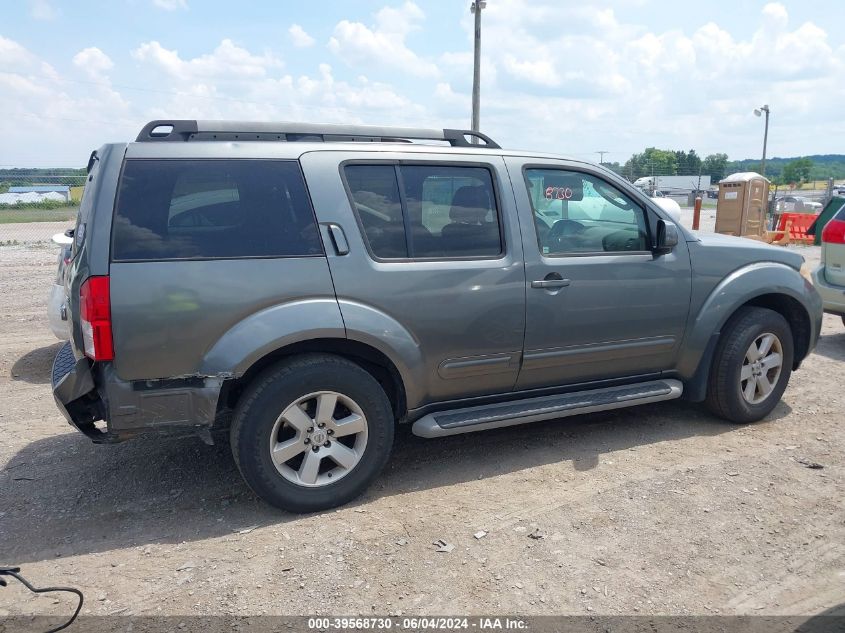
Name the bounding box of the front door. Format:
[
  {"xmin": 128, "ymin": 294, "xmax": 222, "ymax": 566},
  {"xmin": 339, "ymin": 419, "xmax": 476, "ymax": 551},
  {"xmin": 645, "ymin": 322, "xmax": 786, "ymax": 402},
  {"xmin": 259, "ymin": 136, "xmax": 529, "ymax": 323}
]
[{"xmin": 505, "ymin": 158, "xmax": 692, "ymax": 390}]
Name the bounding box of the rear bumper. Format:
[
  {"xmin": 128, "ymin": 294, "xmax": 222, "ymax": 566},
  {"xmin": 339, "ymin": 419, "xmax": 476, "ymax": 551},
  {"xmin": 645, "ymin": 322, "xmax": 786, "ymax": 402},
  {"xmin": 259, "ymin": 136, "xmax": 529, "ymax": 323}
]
[
  {"xmin": 51, "ymin": 342, "xmax": 225, "ymax": 444},
  {"xmin": 51, "ymin": 341, "xmax": 112, "ymax": 441},
  {"xmin": 811, "ymin": 265, "xmax": 845, "ymax": 316}
]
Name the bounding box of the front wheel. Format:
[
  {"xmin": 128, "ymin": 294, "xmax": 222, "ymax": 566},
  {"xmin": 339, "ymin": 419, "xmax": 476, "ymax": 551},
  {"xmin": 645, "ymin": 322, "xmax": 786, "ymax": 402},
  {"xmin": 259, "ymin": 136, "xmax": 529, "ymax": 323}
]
[
  {"xmin": 706, "ymin": 307, "xmax": 794, "ymax": 423},
  {"xmin": 230, "ymin": 354, "xmax": 394, "ymax": 512}
]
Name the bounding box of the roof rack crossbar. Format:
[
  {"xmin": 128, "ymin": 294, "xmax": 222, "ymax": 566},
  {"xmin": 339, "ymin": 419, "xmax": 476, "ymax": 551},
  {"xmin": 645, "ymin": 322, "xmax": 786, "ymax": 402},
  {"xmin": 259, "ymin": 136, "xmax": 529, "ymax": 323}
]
[{"xmin": 136, "ymin": 120, "xmax": 500, "ymax": 149}]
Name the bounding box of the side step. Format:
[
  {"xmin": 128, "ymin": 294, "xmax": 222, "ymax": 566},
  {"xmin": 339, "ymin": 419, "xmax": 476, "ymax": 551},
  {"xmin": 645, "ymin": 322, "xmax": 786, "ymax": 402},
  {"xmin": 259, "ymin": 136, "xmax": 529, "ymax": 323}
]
[{"xmin": 412, "ymin": 379, "xmax": 683, "ymax": 438}]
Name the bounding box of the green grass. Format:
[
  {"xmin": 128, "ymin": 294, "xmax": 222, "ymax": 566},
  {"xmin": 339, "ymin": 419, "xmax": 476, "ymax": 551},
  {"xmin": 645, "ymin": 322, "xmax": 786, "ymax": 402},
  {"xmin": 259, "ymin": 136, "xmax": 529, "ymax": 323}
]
[{"xmin": 0, "ymin": 207, "xmax": 78, "ymax": 224}]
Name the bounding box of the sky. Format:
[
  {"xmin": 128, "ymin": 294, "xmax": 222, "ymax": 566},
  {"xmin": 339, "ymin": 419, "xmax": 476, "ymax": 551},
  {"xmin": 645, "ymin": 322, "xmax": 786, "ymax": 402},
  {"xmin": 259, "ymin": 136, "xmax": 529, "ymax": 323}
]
[{"xmin": 1, "ymin": 0, "xmax": 844, "ymax": 167}]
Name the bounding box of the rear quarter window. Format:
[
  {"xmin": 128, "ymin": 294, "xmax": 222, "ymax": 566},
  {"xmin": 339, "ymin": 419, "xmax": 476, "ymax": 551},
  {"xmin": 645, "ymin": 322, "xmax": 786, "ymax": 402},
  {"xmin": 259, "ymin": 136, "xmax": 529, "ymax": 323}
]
[{"xmin": 111, "ymin": 159, "xmax": 322, "ymax": 261}]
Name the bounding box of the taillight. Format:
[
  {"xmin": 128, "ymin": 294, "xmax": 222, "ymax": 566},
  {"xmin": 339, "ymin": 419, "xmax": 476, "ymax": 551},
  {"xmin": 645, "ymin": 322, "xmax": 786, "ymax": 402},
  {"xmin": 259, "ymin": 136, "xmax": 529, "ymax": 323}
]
[
  {"xmin": 822, "ymin": 219, "xmax": 845, "ymax": 245},
  {"xmin": 80, "ymin": 276, "xmax": 114, "ymax": 361}
]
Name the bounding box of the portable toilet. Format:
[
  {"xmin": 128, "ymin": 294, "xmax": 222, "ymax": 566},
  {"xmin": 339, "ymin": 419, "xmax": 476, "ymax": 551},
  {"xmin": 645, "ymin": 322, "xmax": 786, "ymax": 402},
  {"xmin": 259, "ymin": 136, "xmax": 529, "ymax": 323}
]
[{"xmin": 715, "ymin": 172, "xmax": 770, "ymax": 237}]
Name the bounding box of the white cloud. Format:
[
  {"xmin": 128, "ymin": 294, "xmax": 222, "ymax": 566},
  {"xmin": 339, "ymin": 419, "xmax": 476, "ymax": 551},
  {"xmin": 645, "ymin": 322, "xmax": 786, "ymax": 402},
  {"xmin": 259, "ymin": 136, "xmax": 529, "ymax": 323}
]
[
  {"xmin": 0, "ymin": 37, "xmax": 131, "ymax": 166},
  {"xmin": 152, "ymin": 0, "xmax": 188, "ymax": 10},
  {"xmin": 129, "ymin": 39, "xmax": 422, "ymax": 125},
  {"xmin": 328, "ymin": 1, "xmax": 439, "ymax": 78},
  {"xmin": 1, "ymin": 35, "xmax": 37, "ymax": 67},
  {"xmin": 436, "ymin": 0, "xmax": 845, "ymax": 157},
  {"xmin": 29, "ymin": 0, "xmax": 58, "ymax": 20},
  {"xmin": 73, "ymin": 47, "xmax": 114, "ymax": 78},
  {"xmin": 501, "ymin": 55, "xmax": 557, "ymax": 87},
  {"xmin": 0, "ymin": 34, "xmax": 60, "ymax": 81},
  {"xmin": 762, "ymin": 2, "xmax": 789, "ymax": 24},
  {"xmin": 2, "ymin": 1, "xmax": 845, "ymax": 166},
  {"xmin": 372, "ymin": 1, "xmax": 424, "ymax": 36},
  {"xmin": 288, "ymin": 24, "xmax": 315, "ymax": 48},
  {"xmin": 132, "ymin": 39, "xmax": 283, "ymax": 80}
]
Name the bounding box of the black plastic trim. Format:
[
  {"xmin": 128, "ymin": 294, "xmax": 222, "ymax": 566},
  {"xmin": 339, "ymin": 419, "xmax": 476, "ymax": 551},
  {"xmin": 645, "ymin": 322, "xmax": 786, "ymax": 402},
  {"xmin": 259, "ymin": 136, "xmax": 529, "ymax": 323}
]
[{"xmin": 135, "ymin": 120, "xmax": 501, "ymax": 148}]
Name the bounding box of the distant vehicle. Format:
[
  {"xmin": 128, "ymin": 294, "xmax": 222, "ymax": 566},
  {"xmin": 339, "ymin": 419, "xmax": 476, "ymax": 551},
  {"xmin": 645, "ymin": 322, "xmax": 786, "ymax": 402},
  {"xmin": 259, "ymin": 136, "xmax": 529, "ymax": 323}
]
[
  {"xmin": 834, "ymin": 184, "xmax": 845, "ymax": 195},
  {"xmin": 632, "ymin": 188, "xmax": 683, "ymax": 223},
  {"xmin": 811, "ymin": 205, "xmax": 845, "ymax": 325},
  {"xmin": 648, "ymin": 192, "xmax": 682, "ymax": 223},
  {"xmin": 632, "ymin": 175, "xmax": 711, "ymax": 195},
  {"xmin": 706, "ymin": 188, "xmax": 719, "ymax": 199},
  {"xmin": 775, "ymin": 196, "xmax": 822, "ymax": 213},
  {"xmin": 48, "ymin": 231, "xmax": 73, "ymax": 340}
]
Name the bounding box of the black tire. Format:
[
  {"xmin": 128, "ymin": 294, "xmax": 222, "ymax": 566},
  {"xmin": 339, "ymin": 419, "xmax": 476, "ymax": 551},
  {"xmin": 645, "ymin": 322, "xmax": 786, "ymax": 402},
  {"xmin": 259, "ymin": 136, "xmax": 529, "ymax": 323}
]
[
  {"xmin": 706, "ymin": 307, "xmax": 794, "ymax": 423},
  {"xmin": 230, "ymin": 353, "xmax": 394, "ymax": 512}
]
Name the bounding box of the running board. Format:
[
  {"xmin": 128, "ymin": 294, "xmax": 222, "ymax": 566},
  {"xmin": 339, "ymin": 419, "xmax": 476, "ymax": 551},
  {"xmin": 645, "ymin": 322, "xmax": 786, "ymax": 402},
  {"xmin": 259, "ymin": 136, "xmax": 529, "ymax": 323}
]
[{"xmin": 412, "ymin": 379, "xmax": 683, "ymax": 438}]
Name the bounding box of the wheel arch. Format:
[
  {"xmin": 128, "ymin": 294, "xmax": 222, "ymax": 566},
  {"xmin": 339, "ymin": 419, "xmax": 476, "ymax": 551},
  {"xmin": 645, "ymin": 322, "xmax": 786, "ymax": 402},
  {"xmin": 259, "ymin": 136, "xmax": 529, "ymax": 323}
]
[
  {"xmin": 741, "ymin": 293, "xmax": 811, "ymax": 369},
  {"xmin": 680, "ymin": 263, "xmax": 820, "ymax": 401},
  {"xmin": 683, "ymin": 293, "xmax": 814, "ymax": 401},
  {"xmin": 218, "ymin": 338, "xmax": 408, "ymax": 424}
]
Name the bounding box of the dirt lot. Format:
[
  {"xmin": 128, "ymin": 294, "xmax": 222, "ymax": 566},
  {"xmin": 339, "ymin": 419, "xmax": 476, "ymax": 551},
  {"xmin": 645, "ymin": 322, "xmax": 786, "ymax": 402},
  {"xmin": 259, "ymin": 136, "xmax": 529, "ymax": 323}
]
[{"xmin": 1, "ymin": 220, "xmax": 843, "ymax": 621}]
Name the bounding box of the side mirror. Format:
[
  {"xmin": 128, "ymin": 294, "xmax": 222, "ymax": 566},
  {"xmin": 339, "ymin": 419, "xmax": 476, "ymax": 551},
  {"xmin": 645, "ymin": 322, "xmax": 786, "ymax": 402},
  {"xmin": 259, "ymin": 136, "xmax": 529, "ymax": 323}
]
[{"xmin": 655, "ymin": 219, "xmax": 679, "ymax": 254}]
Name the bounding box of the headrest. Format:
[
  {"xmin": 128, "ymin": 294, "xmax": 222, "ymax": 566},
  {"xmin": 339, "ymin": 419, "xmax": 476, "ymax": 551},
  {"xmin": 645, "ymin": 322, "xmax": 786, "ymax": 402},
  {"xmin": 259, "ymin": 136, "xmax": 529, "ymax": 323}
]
[{"xmin": 450, "ymin": 186, "xmax": 491, "ymax": 223}]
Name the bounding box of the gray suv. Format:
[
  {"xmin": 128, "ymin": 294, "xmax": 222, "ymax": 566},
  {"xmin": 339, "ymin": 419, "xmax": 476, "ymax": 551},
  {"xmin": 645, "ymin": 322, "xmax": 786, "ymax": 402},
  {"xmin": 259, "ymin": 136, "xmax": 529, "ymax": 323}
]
[{"xmin": 52, "ymin": 120, "xmax": 823, "ymax": 512}]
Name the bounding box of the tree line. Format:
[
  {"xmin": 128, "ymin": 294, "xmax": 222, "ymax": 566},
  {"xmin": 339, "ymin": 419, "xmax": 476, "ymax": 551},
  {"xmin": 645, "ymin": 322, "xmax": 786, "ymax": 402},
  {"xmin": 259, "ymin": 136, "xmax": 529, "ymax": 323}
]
[
  {"xmin": 603, "ymin": 150, "xmax": 845, "ymax": 186},
  {"xmin": 0, "ymin": 168, "xmax": 87, "ymax": 193}
]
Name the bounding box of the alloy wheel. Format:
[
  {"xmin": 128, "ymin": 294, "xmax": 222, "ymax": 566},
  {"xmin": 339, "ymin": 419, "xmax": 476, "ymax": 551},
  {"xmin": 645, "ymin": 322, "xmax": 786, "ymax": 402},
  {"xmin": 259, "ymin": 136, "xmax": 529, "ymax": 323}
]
[
  {"xmin": 268, "ymin": 391, "xmax": 368, "ymax": 487},
  {"xmin": 740, "ymin": 333, "xmax": 783, "ymax": 405}
]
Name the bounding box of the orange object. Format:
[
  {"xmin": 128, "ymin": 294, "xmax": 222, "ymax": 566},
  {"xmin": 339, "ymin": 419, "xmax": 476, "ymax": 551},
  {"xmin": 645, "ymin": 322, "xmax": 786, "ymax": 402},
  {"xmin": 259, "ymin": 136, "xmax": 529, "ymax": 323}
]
[
  {"xmin": 773, "ymin": 213, "xmax": 815, "ymax": 244},
  {"xmin": 770, "ymin": 220, "xmax": 792, "ymax": 246}
]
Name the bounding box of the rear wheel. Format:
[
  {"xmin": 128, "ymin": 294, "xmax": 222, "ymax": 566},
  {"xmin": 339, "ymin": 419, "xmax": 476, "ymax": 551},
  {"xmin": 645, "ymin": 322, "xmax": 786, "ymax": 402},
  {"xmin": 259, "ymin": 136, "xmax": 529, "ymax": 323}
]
[
  {"xmin": 706, "ymin": 307, "xmax": 794, "ymax": 423},
  {"xmin": 230, "ymin": 354, "xmax": 394, "ymax": 512}
]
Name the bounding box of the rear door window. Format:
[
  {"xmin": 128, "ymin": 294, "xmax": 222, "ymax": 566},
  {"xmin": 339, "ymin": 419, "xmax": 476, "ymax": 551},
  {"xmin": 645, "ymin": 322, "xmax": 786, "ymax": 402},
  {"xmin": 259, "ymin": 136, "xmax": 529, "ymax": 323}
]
[
  {"xmin": 112, "ymin": 160, "xmax": 322, "ymax": 261},
  {"xmin": 343, "ymin": 163, "xmax": 502, "ymax": 259},
  {"xmin": 343, "ymin": 165, "xmax": 407, "ymax": 258}
]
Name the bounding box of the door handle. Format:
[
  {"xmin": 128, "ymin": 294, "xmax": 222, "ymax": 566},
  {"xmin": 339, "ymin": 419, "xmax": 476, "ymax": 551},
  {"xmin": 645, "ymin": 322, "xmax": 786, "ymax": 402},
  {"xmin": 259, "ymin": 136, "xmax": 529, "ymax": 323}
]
[
  {"xmin": 531, "ymin": 279, "xmax": 570, "ymax": 289},
  {"xmin": 324, "ymin": 223, "xmax": 349, "ymax": 255},
  {"xmin": 531, "ymin": 273, "xmax": 570, "ymax": 289}
]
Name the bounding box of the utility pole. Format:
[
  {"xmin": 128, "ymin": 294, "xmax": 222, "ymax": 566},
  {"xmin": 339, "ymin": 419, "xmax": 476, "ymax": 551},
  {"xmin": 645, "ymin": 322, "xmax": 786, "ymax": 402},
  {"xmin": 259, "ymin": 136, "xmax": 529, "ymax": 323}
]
[
  {"xmin": 596, "ymin": 151, "xmax": 608, "ymax": 165},
  {"xmin": 754, "ymin": 104, "xmax": 770, "ymax": 178},
  {"xmin": 470, "ymin": 1, "xmax": 486, "ymax": 142}
]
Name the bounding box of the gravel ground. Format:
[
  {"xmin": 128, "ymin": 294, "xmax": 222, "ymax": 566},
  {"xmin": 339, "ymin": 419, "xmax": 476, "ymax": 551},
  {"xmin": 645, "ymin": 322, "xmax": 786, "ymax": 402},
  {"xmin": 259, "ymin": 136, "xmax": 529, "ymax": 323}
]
[
  {"xmin": 0, "ymin": 220, "xmax": 843, "ymax": 621},
  {"xmin": 0, "ymin": 220, "xmax": 74, "ymax": 244}
]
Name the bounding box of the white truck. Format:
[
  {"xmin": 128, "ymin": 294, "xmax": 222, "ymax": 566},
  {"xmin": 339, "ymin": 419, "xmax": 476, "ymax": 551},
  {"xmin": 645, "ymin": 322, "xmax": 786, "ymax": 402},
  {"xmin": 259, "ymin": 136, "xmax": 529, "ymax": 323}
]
[{"xmin": 633, "ymin": 175, "xmax": 711, "ymax": 195}]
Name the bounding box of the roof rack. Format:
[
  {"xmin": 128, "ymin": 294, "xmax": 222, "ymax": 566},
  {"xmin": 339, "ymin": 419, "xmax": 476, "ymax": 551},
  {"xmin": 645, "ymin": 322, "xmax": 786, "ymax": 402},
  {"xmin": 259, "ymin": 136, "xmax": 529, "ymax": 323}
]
[{"xmin": 136, "ymin": 120, "xmax": 501, "ymax": 149}]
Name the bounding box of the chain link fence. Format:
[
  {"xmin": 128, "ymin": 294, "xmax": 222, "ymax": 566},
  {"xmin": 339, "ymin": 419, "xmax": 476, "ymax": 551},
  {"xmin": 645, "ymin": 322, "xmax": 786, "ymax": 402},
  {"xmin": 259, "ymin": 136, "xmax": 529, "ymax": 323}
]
[{"xmin": 0, "ymin": 172, "xmax": 84, "ymax": 246}]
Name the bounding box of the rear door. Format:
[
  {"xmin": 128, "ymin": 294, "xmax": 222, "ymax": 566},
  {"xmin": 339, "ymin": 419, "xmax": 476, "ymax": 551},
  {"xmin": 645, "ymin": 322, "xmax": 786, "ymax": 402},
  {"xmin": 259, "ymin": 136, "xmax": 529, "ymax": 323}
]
[
  {"xmin": 300, "ymin": 150, "xmax": 526, "ymax": 408},
  {"xmin": 506, "ymin": 157, "xmax": 692, "ymax": 390}
]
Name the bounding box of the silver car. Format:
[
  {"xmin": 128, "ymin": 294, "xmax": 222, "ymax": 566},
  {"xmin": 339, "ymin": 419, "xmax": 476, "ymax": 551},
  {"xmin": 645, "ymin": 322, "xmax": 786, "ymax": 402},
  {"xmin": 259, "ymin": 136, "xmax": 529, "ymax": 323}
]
[
  {"xmin": 776, "ymin": 196, "xmax": 823, "ymax": 213},
  {"xmin": 812, "ymin": 205, "xmax": 845, "ymax": 323},
  {"xmin": 47, "ymin": 231, "xmax": 73, "ymax": 340}
]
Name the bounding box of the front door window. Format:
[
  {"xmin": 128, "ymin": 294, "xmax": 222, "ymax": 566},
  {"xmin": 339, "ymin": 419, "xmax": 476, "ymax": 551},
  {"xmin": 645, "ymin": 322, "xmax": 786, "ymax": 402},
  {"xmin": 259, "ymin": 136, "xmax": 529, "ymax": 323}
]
[{"xmin": 524, "ymin": 168, "xmax": 649, "ymax": 256}]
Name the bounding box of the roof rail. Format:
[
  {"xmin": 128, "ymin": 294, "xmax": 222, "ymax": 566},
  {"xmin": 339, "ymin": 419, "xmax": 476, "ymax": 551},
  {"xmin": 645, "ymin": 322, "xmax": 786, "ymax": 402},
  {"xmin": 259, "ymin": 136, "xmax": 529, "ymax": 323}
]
[{"xmin": 135, "ymin": 120, "xmax": 501, "ymax": 149}]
